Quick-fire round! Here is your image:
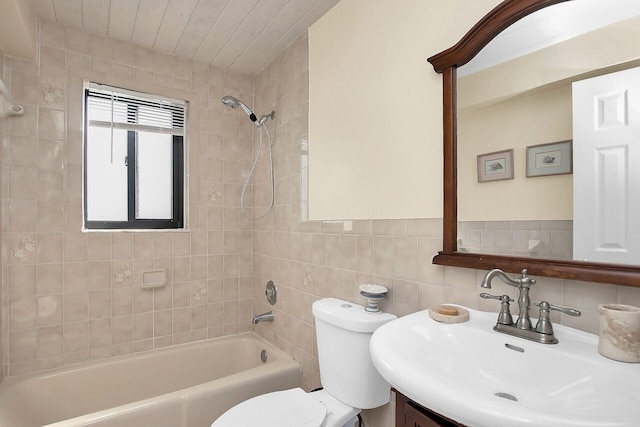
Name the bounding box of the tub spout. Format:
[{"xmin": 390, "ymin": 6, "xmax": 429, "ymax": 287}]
[{"xmin": 252, "ymin": 311, "xmax": 274, "ymax": 324}]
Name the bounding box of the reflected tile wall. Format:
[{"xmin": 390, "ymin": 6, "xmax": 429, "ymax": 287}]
[
  {"xmin": 458, "ymin": 220, "xmax": 573, "ymax": 259},
  {"xmin": 1, "ymin": 21, "xmax": 255, "ymax": 376}
]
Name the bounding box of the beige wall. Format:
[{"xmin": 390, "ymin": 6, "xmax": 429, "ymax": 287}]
[
  {"xmin": 2, "ymin": 21, "xmax": 256, "ymax": 376},
  {"xmin": 308, "ymin": 0, "xmax": 504, "ymax": 220},
  {"xmin": 458, "ymin": 84, "xmax": 573, "ymax": 221},
  {"xmin": 307, "ymin": 2, "xmax": 640, "ymax": 223}
]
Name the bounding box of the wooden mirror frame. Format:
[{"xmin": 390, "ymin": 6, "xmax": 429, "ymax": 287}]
[{"xmin": 427, "ymin": 0, "xmax": 640, "ymax": 287}]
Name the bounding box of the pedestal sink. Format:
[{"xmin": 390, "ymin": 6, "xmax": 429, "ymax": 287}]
[{"xmin": 369, "ymin": 306, "xmax": 640, "ymax": 427}]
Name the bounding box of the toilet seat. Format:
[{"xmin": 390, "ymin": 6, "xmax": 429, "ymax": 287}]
[{"xmin": 211, "ymin": 388, "xmax": 327, "ymax": 427}]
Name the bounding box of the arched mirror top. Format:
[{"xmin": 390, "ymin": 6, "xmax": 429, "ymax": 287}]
[
  {"xmin": 427, "ymin": 0, "xmax": 640, "ymax": 287},
  {"xmin": 429, "ymin": 0, "xmax": 567, "ymax": 72}
]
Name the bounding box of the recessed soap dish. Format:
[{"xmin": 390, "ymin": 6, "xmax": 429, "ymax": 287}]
[{"xmin": 141, "ymin": 269, "xmax": 167, "ymax": 289}]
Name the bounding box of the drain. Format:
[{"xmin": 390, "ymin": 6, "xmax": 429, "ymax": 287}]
[
  {"xmin": 505, "ymin": 343, "xmax": 525, "ymax": 353},
  {"xmin": 260, "ymin": 349, "xmax": 268, "ymax": 363},
  {"xmin": 495, "ymin": 392, "xmax": 518, "ymax": 402}
]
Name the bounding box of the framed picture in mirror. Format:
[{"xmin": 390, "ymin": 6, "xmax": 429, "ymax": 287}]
[
  {"xmin": 477, "ymin": 149, "xmax": 514, "ymax": 183},
  {"xmin": 526, "ymin": 140, "xmax": 572, "ymax": 177}
]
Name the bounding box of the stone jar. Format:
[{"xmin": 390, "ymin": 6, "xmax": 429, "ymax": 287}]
[{"xmin": 598, "ymin": 304, "xmax": 640, "ymax": 363}]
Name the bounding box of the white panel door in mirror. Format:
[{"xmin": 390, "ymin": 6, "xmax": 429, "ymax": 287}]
[{"xmin": 573, "ymin": 66, "xmax": 640, "ymax": 265}]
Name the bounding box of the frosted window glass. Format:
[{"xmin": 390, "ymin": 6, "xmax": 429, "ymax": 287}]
[
  {"xmin": 136, "ymin": 132, "xmax": 173, "ymax": 219},
  {"xmin": 86, "ymin": 126, "xmax": 128, "ymax": 221}
]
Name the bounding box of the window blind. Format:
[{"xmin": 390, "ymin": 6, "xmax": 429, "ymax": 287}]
[{"xmin": 86, "ymin": 82, "xmax": 186, "ymax": 136}]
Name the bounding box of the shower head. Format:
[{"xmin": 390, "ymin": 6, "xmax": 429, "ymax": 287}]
[{"xmin": 221, "ymin": 95, "xmax": 257, "ymax": 123}]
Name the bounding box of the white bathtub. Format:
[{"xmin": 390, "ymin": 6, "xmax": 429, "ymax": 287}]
[{"xmin": 0, "ymin": 333, "xmax": 301, "ymax": 427}]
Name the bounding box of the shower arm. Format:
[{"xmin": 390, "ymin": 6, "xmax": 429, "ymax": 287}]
[{"xmin": 257, "ymin": 111, "xmax": 276, "ymax": 127}]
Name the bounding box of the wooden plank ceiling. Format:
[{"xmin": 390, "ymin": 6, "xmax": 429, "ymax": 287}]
[{"xmin": 27, "ymin": 0, "xmax": 341, "ymax": 75}]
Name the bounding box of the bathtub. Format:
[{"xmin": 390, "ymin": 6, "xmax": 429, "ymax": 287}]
[{"xmin": 0, "ymin": 333, "xmax": 301, "ymax": 427}]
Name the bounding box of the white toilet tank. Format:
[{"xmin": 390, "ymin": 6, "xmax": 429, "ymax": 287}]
[{"xmin": 312, "ymin": 298, "xmax": 397, "ymax": 410}]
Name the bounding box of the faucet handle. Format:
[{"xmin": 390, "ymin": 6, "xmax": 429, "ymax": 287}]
[
  {"xmin": 480, "ymin": 292, "xmax": 512, "ymax": 302},
  {"xmin": 535, "ymin": 301, "xmax": 581, "ymax": 317},
  {"xmin": 534, "ymin": 301, "xmax": 581, "ymax": 335},
  {"xmin": 549, "ymin": 302, "xmax": 581, "ymax": 317},
  {"xmin": 480, "ymin": 293, "xmax": 514, "ymax": 325}
]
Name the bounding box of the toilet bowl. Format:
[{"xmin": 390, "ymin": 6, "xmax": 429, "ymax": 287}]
[{"xmin": 210, "ymin": 298, "xmax": 396, "ymax": 427}]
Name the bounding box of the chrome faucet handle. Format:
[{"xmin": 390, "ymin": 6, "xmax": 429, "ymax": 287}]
[
  {"xmin": 549, "ymin": 302, "xmax": 581, "ymax": 317},
  {"xmin": 480, "ymin": 293, "xmax": 514, "ymax": 325},
  {"xmin": 534, "ymin": 301, "xmax": 581, "ymax": 335},
  {"xmin": 480, "ymin": 292, "xmax": 512, "ymax": 302},
  {"xmin": 535, "ymin": 301, "xmax": 581, "ymax": 317}
]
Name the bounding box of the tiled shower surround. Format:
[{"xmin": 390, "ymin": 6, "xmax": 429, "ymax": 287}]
[
  {"xmin": 2, "ymin": 21, "xmax": 255, "ymax": 376},
  {"xmin": 3, "ymin": 19, "xmax": 640, "ymax": 427}
]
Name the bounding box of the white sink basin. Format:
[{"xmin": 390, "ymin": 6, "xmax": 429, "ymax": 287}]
[{"xmin": 370, "ymin": 306, "xmax": 640, "ymax": 427}]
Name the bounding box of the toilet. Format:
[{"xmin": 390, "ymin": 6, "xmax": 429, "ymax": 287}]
[{"xmin": 211, "ymin": 297, "xmax": 397, "ymax": 427}]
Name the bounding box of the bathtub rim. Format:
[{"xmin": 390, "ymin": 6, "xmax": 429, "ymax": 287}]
[{"xmin": 0, "ymin": 332, "xmax": 296, "ymax": 387}]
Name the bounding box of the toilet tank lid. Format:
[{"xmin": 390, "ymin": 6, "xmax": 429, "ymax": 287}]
[{"xmin": 312, "ymin": 298, "xmax": 397, "ymax": 333}]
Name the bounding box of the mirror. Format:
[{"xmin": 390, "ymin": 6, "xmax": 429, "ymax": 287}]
[
  {"xmin": 456, "ymin": 0, "xmax": 640, "ymax": 263},
  {"xmin": 427, "ymin": 0, "xmax": 640, "ymax": 287}
]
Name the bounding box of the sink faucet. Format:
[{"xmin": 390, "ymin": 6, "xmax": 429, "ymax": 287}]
[
  {"xmin": 480, "ymin": 268, "xmax": 581, "ymax": 344},
  {"xmin": 481, "ymin": 268, "xmax": 535, "ymax": 329}
]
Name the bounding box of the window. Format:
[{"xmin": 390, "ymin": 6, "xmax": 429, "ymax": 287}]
[{"xmin": 83, "ymin": 82, "xmax": 186, "ymax": 230}]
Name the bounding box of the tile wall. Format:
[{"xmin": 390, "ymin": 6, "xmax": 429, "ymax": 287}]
[{"xmin": 1, "ymin": 21, "xmax": 257, "ymax": 376}]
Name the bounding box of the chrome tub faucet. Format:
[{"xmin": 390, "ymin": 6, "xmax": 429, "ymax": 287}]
[
  {"xmin": 480, "ymin": 269, "xmax": 580, "ymax": 344},
  {"xmin": 252, "ymin": 311, "xmax": 275, "ymax": 324}
]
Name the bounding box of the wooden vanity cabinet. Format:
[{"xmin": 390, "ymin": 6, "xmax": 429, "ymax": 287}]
[{"xmin": 395, "ymin": 391, "xmax": 466, "ymax": 427}]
